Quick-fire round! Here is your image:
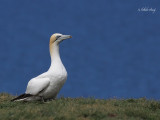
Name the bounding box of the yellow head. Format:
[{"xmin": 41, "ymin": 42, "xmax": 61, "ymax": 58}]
[{"xmin": 49, "ymin": 33, "xmax": 72, "ymax": 55}]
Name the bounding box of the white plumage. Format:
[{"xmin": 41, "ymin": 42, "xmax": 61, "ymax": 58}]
[{"xmin": 12, "ymin": 33, "xmax": 72, "ymax": 101}]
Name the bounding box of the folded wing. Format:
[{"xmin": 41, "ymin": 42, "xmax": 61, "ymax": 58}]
[{"xmin": 26, "ymin": 77, "xmax": 50, "ymax": 95}]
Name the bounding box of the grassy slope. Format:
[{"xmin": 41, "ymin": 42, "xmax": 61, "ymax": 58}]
[{"xmin": 0, "ymin": 93, "xmax": 160, "ymax": 120}]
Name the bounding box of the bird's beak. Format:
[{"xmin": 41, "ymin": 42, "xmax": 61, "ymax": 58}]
[{"xmin": 61, "ymin": 35, "xmax": 72, "ymax": 40}]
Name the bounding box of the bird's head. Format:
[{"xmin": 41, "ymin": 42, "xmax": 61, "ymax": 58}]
[
  {"xmin": 50, "ymin": 33, "xmax": 72, "ymax": 45},
  {"xmin": 49, "ymin": 33, "xmax": 72, "ymax": 55}
]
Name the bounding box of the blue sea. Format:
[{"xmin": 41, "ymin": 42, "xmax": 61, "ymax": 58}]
[{"xmin": 0, "ymin": 0, "xmax": 160, "ymax": 99}]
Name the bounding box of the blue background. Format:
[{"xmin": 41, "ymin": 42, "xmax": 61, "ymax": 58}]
[{"xmin": 0, "ymin": 0, "xmax": 160, "ymax": 99}]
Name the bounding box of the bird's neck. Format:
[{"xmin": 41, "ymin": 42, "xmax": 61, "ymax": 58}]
[{"xmin": 48, "ymin": 43, "xmax": 64, "ymax": 71}]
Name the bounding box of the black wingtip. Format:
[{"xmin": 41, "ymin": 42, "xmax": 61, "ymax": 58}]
[{"xmin": 11, "ymin": 93, "xmax": 33, "ymax": 102}]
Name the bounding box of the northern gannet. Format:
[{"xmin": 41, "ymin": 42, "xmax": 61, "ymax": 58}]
[{"xmin": 11, "ymin": 33, "xmax": 72, "ymax": 101}]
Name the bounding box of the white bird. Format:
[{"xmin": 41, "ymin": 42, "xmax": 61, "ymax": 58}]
[{"xmin": 11, "ymin": 33, "xmax": 72, "ymax": 101}]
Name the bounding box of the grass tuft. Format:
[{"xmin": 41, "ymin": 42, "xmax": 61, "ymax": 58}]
[{"xmin": 0, "ymin": 93, "xmax": 160, "ymax": 120}]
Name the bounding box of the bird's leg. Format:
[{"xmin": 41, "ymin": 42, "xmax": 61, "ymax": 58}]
[{"xmin": 40, "ymin": 96, "xmax": 45, "ymax": 102}]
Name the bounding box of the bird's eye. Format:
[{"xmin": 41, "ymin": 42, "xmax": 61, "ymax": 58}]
[{"xmin": 56, "ymin": 36, "xmax": 61, "ymax": 40}]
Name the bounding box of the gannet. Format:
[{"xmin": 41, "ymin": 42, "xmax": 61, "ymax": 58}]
[{"xmin": 11, "ymin": 33, "xmax": 72, "ymax": 102}]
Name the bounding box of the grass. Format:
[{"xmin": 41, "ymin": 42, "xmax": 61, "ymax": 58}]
[{"xmin": 0, "ymin": 93, "xmax": 160, "ymax": 120}]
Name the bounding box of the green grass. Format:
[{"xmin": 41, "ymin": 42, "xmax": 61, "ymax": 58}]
[{"xmin": 0, "ymin": 93, "xmax": 160, "ymax": 120}]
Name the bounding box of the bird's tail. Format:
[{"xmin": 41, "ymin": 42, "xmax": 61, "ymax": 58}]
[{"xmin": 11, "ymin": 93, "xmax": 33, "ymax": 102}]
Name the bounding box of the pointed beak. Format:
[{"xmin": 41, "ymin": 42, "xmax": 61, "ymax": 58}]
[{"xmin": 61, "ymin": 35, "xmax": 72, "ymax": 40}]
